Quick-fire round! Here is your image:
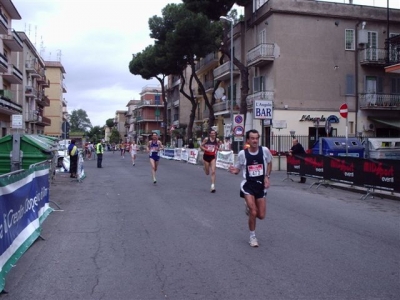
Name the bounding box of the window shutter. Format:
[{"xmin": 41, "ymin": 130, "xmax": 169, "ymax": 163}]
[{"xmin": 377, "ymin": 77, "xmax": 383, "ymax": 93}]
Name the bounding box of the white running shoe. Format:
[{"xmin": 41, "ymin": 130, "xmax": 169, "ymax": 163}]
[
  {"xmin": 210, "ymin": 184, "xmax": 215, "ymax": 193},
  {"xmin": 249, "ymin": 236, "xmax": 259, "ymax": 247}
]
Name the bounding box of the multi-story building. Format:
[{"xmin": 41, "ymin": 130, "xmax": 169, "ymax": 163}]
[
  {"xmin": 114, "ymin": 110, "xmax": 127, "ymax": 142},
  {"xmin": 126, "ymin": 99, "xmax": 140, "ymax": 142},
  {"xmin": 15, "ymin": 31, "xmax": 50, "ymax": 134},
  {"xmin": 43, "ymin": 60, "xmax": 67, "ymax": 137},
  {"xmin": 174, "ymin": 0, "xmax": 400, "ymax": 150},
  {"xmin": 0, "ymin": 1, "xmax": 23, "ymax": 137},
  {"xmin": 134, "ymin": 85, "xmax": 163, "ymax": 144}
]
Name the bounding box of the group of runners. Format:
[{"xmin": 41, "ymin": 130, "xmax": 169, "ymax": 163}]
[{"xmin": 140, "ymin": 129, "xmax": 273, "ymax": 248}]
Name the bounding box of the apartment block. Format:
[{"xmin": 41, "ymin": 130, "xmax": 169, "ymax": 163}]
[
  {"xmin": 43, "ymin": 60, "xmax": 67, "ymax": 137},
  {"xmin": 170, "ymin": 0, "xmax": 400, "ymax": 150},
  {"xmin": 15, "ymin": 31, "xmax": 51, "ymax": 134},
  {"xmin": 0, "ymin": 0, "xmax": 22, "ymax": 136}
]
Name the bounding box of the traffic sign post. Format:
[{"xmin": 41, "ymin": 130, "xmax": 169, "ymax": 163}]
[{"xmin": 339, "ymin": 103, "xmax": 349, "ymax": 156}]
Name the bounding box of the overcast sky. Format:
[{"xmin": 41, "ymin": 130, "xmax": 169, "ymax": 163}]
[{"xmin": 11, "ymin": 0, "xmax": 400, "ymax": 127}]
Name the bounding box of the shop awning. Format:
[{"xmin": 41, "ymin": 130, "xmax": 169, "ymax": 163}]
[
  {"xmin": 369, "ymin": 118, "xmax": 400, "ymax": 129},
  {"xmin": 385, "ymin": 63, "xmax": 400, "ymax": 74}
]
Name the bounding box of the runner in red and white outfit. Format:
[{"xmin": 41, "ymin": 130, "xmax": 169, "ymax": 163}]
[
  {"xmin": 200, "ymin": 129, "xmax": 222, "ymax": 193},
  {"xmin": 129, "ymin": 140, "xmax": 139, "ymax": 166}
]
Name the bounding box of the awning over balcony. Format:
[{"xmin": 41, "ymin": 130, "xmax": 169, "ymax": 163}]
[
  {"xmin": 385, "ymin": 63, "xmax": 400, "ymax": 74},
  {"xmin": 369, "ymin": 117, "xmax": 400, "ymax": 129}
]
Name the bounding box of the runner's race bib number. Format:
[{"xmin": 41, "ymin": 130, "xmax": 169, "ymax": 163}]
[{"xmin": 247, "ymin": 164, "xmax": 263, "ymax": 177}]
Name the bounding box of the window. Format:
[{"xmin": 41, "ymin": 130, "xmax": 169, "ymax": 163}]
[
  {"xmin": 391, "ymin": 78, "xmax": 400, "ymax": 94},
  {"xmin": 253, "ymin": 76, "xmax": 265, "ymax": 92},
  {"xmin": 345, "ymin": 74, "xmax": 355, "ymax": 95},
  {"xmin": 258, "ymin": 30, "xmax": 266, "ymax": 44},
  {"xmin": 345, "ymin": 29, "xmax": 355, "ymax": 50},
  {"xmin": 227, "ymin": 83, "xmax": 237, "ymax": 100},
  {"xmin": 254, "ymin": 0, "xmax": 268, "ymax": 12}
]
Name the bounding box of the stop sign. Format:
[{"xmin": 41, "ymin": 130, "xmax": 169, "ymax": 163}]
[{"xmin": 339, "ymin": 103, "xmax": 348, "ymax": 118}]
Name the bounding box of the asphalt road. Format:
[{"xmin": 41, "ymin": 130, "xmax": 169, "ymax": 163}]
[{"xmin": 3, "ymin": 150, "xmax": 400, "ymax": 300}]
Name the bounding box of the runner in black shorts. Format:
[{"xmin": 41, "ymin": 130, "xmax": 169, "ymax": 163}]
[{"xmin": 229, "ymin": 129, "xmax": 273, "ymax": 247}]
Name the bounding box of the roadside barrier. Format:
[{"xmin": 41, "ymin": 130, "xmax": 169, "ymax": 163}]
[
  {"xmin": 160, "ymin": 148, "xmax": 234, "ymax": 168},
  {"xmin": 0, "ymin": 162, "xmax": 52, "ymax": 292},
  {"xmin": 287, "ymin": 154, "xmax": 400, "ymax": 198}
]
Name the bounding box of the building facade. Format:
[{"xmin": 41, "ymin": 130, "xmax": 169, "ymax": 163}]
[
  {"xmin": 0, "ymin": 0, "xmax": 22, "ymax": 136},
  {"xmin": 43, "ymin": 60, "xmax": 67, "ymax": 137},
  {"xmin": 170, "ymin": 0, "xmax": 400, "ymax": 150}
]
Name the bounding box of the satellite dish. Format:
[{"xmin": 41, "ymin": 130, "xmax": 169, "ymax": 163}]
[{"xmin": 214, "ymin": 87, "xmax": 225, "ymax": 99}]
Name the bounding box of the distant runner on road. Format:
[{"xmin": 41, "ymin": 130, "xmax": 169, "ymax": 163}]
[
  {"xmin": 200, "ymin": 129, "xmax": 221, "ymax": 193},
  {"xmin": 147, "ymin": 132, "xmax": 164, "ymax": 184}
]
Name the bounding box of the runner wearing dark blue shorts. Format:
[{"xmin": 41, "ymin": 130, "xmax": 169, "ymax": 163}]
[{"xmin": 147, "ymin": 132, "xmax": 164, "ymax": 184}]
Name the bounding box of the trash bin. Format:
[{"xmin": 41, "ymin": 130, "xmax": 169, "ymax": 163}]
[
  {"xmin": 0, "ymin": 134, "xmax": 58, "ymax": 174},
  {"xmin": 366, "ymin": 138, "xmax": 400, "ymax": 160},
  {"xmin": 311, "ymin": 137, "xmax": 365, "ymax": 158}
]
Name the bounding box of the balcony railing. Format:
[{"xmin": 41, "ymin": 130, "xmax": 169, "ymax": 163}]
[
  {"xmin": 0, "ymin": 89, "xmax": 13, "ymax": 101},
  {"xmin": 247, "ymin": 43, "xmax": 276, "ymax": 67},
  {"xmin": 0, "ymin": 53, "xmax": 8, "ymax": 73},
  {"xmin": 25, "ymin": 111, "xmax": 38, "ymax": 122},
  {"xmin": 213, "ymin": 100, "xmax": 240, "ymax": 114},
  {"xmin": 195, "ymin": 52, "xmax": 218, "ymax": 73},
  {"xmin": 0, "ymin": 12, "xmax": 8, "ymax": 34},
  {"xmin": 37, "ymin": 116, "xmax": 51, "ymax": 126},
  {"xmin": 3, "ymin": 64, "xmax": 23, "ymax": 84},
  {"xmin": 3, "ymin": 29, "xmax": 23, "ymax": 52},
  {"xmin": 213, "ymin": 61, "xmax": 240, "ymax": 81},
  {"xmin": 359, "ymin": 48, "xmax": 387, "ymax": 66},
  {"xmin": 246, "ymin": 90, "xmax": 274, "ymax": 107},
  {"xmin": 359, "ymin": 93, "xmax": 400, "ymax": 109}
]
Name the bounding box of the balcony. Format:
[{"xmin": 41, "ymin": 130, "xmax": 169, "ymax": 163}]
[
  {"xmin": 213, "ymin": 99, "xmax": 240, "ymax": 116},
  {"xmin": 213, "ymin": 61, "xmax": 240, "ymax": 81},
  {"xmin": 36, "ymin": 93, "xmax": 50, "ymax": 107},
  {"xmin": 173, "ymin": 99, "xmax": 179, "ymax": 107},
  {"xmin": 62, "ymin": 82, "xmax": 67, "ymax": 93},
  {"xmin": 359, "ymin": 93, "xmax": 400, "ymax": 110},
  {"xmin": 247, "ymin": 43, "xmax": 276, "ymax": 67},
  {"xmin": 195, "ymin": 52, "xmax": 218, "ymax": 74},
  {"xmin": 0, "ymin": 89, "xmax": 13, "ymax": 101},
  {"xmin": 138, "ymin": 99, "xmax": 163, "ymax": 107},
  {"xmin": 41, "ymin": 79, "xmax": 50, "ymax": 88},
  {"xmin": 3, "ymin": 29, "xmax": 23, "ymax": 52},
  {"xmin": 2, "ymin": 64, "xmax": 23, "ymax": 84},
  {"xmin": 0, "ymin": 53, "xmax": 8, "ymax": 73},
  {"xmin": 246, "ymin": 91, "xmax": 274, "ymax": 108},
  {"xmin": 25, "ymin": 86, "xmax": 37, "ymax": 98},
  {"xmin": 37, "ymin": 116, "xmax": 51, "ymax": 126},
  {"xmin": 0, "ymin": 91, "xmax": 22, "ymax": 115},
  {"xmin": 25, "ymin": 59, "xmax": 41, "ymax": 77},
  {"xmin": 0, "ymin": 12, "xmax": 8, "ymax": 35},
  {"xmin": 25, "ymin": 111, "xmax": 38, "ymax": 122},
  {"xmin": 359, "ymin": 48, "xmax": 387, "ymax": 66}
]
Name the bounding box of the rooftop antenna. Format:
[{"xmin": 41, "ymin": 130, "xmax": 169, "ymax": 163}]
[
  {"xmin": 40, "ymin": 37, "xmax": 45, "ymax": 57},
  {"xmin": 34, "ymin": 25, "xmax": 37, "ymax": 48},
  {"xmin": 57, "ymin": 49, "xmax": 62, "ymax": 62}
]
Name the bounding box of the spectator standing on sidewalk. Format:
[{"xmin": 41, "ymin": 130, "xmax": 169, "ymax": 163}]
[
  {"xmin": 228, "ymin": 129, "xmax": 273, "ymax": 247},
  {"xmin": 96, "ymin": 140, "xmax": 104, "ymax": 168},
  {"xmin": 68, "ymin": 139, "xmax": 78, "ymax": 178},
  {"xmin": 289, "ymin": 138, "xmax": 306, "ymax": 183}
]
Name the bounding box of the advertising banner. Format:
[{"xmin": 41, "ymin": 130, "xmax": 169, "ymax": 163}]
[
  {"xmin": 181, "ymin": 149, "xmax": 189, "ymax": 162},
  {"xmin": 286, "ymin": 155, "xmax": 302, "ymax": 176},
  {"xmin": 0, "ymin": 165, "xmax": 52, "ymax": 291},
  {"xmin": 302, "ymin": 155, "xmax": 325, "ymax": 180},
  {"xmin": 162, "ymin": 149, "xmax": 174, "ymax": 160},
  {"xmin": 324, "ymin": 156, "xmax": 361, "ymax": 186},
  {"xmin": 173, "ymin": 148, "xmax": 182, "ymax": 161},
  {"xmin": 187, "ymin": 149, "xmax": 199, "ymax": 165},
  {"xmin": 361, "ymin": 159, "xmax": 399, "ymax": 192},
  {"xmin": 216, "ymin": 151, "xmax": 234, "ymax": 169}
]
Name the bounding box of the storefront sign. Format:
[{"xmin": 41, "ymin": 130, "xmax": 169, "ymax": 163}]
[{"xmin": 299, "ymin": 115, "xmax": 326, "ymax": 122}]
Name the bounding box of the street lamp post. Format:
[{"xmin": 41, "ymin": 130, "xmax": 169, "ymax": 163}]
[{"xmin": 220, "ymin": 16, "xmax": 234, "ymax": 143}]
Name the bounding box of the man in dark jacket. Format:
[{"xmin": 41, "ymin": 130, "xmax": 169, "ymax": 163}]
[
  {"xmin": 289, "ymin": 138, "xmax": 306, "ymax": 183},
  {"xmin": 68, "ymin": 140, "xmax": 78, "ymax": 178}
]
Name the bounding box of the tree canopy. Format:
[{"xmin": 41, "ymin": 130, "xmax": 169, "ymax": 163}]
[
  {"xmin": 182, "ymin": 0, "xmax": 250, "ymax": 20},
  {"xmin": 69, "ymin": 109, "xmax": 92, "ymax": 132}
]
